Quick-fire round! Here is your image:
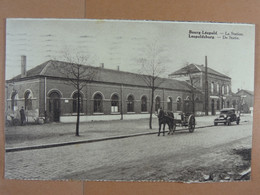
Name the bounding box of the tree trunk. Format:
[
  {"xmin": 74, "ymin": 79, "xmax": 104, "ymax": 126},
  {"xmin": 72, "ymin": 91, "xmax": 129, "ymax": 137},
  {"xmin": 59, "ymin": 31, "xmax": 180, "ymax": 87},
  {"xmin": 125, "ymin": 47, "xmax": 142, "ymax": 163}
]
[
  {"xmin": 149, "ymin": 89, "xmax": 155, "ymax": 129},
  {"xmin": 75, "ymin": 90, "xmax": 80, "ymax": 136}
]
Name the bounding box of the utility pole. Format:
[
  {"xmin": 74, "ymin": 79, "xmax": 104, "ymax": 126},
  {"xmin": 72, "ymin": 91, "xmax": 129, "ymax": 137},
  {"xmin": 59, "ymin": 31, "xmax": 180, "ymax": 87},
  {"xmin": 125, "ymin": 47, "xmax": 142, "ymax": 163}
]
[
  {"xmin": 163, "ymin": 89, "xmax": 165, "ymax": 110},
  {"xmin": 205, "ymin": 56, "xmax": 209, "ymax": 116}
]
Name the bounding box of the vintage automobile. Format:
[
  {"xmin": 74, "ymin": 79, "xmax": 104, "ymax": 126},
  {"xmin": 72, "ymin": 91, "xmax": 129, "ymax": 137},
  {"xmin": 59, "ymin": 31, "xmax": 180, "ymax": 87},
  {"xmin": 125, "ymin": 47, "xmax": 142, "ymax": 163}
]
[{"xmin": 214, "ymin": 108, "xmax": 240, "ymax": 126}]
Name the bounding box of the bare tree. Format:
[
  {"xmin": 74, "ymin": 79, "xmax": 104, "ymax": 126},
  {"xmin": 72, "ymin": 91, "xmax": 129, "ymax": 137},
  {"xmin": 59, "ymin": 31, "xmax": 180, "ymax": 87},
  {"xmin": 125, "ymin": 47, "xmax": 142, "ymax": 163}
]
[
  {"xmin": 136, "ymin": 41, "xmax": 168, "ymax": 129},
  {"xmin": 52, "ymin": 52, "xmax": 96, "ymax": 136},
  {"xmin": 187, "ymin": 69, "xmax": 196, "ymax": 114},
  {"xmin": 180, "ymin": 63, "xmax": 201, "ymax": 114}
]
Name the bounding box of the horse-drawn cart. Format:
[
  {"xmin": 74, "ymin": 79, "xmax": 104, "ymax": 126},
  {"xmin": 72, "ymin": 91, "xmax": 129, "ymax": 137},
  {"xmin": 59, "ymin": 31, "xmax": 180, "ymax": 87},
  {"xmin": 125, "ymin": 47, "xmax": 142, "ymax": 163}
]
[
  {"xmin": 157, "ymin": 110, "xmax": 196, "ymax": 136},
  {"xmin": 172, "ymin": 112, "xmax": 196, "ymax": 133}
]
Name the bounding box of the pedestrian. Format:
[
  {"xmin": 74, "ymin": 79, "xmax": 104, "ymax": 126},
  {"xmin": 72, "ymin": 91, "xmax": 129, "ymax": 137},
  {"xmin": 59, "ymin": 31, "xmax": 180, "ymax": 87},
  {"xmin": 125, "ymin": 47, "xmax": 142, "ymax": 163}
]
[{"xmin": 20, "ymin": 106, "xmax": 26, "ymax": 125}]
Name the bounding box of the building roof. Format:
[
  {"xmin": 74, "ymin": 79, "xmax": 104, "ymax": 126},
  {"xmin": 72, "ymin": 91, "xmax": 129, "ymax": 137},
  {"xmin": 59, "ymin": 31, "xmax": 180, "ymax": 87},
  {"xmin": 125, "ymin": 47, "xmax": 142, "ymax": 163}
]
[
  {"xmin": 168, "ymin": 64, "xmax": 231, "ymax": 79},
  {"xmin": 9, "ymin": 60, "xmax": 195, "ymax": 92},
  {"xmin": 236, "ymin": 89, "xmax": 254, "ymax": 96}
]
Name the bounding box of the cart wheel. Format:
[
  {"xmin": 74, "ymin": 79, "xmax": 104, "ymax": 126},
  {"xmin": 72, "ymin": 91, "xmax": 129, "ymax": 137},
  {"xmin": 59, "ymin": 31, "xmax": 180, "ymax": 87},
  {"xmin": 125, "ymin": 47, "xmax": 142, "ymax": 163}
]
[
  {"xmin": 5, "ymin": 120, "xmax": 12, "ymax": 127},
  {"xmin": 188, "ymin": 115, "xmax": 195, "ymax": 133},
  {"xmin": 13, "ymin": 119, "xmax": 20, "ymax": 126}
]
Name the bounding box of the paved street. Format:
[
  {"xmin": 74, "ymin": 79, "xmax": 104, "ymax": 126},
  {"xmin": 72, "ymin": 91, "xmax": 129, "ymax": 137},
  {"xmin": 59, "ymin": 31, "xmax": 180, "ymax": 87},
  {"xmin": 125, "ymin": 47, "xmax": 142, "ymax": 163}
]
[{"xmin": 5, "ymin": 114, "xmax": 253, "ymax": 181}]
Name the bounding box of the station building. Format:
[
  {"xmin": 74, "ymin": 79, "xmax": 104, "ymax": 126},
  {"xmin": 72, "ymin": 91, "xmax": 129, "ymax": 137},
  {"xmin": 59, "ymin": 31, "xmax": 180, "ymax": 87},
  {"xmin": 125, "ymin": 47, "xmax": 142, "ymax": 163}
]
[
  {"xmin": 169, "ymin": 64, "xmax": 241, "ymax": 115},
  {"xmin": 5, "ymin": 57, "xmax": 203, "ymax": 123}
]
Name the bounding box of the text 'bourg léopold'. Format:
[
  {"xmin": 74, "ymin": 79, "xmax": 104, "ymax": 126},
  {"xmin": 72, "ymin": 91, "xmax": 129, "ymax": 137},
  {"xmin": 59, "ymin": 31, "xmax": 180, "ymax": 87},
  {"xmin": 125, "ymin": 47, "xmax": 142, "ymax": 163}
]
[{"xmin": 188, "ymin": 30, "xmax": 243, "ymax": 40}]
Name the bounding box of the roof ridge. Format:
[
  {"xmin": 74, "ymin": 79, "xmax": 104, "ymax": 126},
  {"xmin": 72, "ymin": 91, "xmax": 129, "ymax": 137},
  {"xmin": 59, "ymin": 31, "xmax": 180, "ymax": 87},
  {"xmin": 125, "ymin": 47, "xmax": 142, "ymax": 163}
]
[
  {"xmin": 193, "ymin": 64, "xmax": 202, "ymax": 72},
  {"xmin": 49, "ymin": 59, "xmax": 176, "ymax": 82},
  {"xmin": 8, "ymin": 59, "xmax": 194, "ymax": 92},
  {"xmin": 191, "ymin": 64, "xmax": 231, "ymax": 79},
  {"xmin": 39, "ymin": 60, "xmax": 53, "ymax": 75}
]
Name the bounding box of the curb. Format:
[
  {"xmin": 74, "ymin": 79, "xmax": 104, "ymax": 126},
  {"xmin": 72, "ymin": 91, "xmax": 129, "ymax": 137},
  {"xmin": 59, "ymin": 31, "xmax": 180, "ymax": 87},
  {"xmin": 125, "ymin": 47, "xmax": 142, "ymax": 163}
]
[{"xmin": 5, "ymin": 125, "xmax": 214, "ymax": 153}]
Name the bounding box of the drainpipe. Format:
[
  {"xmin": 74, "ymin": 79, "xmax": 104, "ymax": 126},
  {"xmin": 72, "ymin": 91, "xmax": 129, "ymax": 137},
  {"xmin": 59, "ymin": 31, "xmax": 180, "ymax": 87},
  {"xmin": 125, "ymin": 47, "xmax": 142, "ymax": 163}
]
[{"xmin": 44, "ymin": 77, "xmax": 47, "ymax": 120}]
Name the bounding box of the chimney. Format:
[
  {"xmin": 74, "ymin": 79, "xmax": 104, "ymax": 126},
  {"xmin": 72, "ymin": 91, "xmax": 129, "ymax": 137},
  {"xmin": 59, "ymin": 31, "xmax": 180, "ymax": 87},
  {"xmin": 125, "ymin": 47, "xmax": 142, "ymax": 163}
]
[
  {"xmin": 21, "ymin": 55, "xmax": 27, "ymax": 78},
  {"xmin": 100, "ymin": 63, "xmax": 104, "ymax": 68},
  {"xmin": 117, "ymin": 66, "xmax": 120, "ymax": 71}
]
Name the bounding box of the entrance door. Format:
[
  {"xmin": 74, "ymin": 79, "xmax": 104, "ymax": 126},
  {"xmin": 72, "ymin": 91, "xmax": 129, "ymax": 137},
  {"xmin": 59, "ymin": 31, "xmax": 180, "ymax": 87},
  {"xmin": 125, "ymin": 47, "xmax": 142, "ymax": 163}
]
[
  {"xmin": 211, "ymin": 99, "xmax": 215, "ymax": 115},
  {"xmin": 49, "ymin": 92, "xmax": 61, "ymax": 122}
]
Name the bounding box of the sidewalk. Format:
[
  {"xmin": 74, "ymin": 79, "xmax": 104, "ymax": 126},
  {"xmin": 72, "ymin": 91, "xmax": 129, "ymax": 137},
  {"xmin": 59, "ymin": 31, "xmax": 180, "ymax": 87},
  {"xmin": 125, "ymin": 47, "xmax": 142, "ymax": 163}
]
[{"xmin": 5, "ymin": 114, "xmax": 252, "ymax": 150}]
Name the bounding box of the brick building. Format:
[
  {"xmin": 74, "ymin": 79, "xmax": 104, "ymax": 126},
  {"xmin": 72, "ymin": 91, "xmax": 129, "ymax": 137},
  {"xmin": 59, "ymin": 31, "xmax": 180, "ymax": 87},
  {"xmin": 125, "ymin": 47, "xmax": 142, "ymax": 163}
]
[
  {"xmin": 169, "ymin": 64, "xmax": 240, "ymax": 115},
  {"xmin": 5, "ymin": 58, "xmax": 203, "ymax": 123}
]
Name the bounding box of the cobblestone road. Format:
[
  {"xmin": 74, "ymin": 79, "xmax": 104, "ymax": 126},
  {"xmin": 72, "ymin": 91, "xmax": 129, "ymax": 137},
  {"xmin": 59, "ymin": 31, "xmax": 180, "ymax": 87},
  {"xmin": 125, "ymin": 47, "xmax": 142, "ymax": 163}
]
[{"xmin": 5, "ymin": 115, "xmax": 252, "ymax": 181}]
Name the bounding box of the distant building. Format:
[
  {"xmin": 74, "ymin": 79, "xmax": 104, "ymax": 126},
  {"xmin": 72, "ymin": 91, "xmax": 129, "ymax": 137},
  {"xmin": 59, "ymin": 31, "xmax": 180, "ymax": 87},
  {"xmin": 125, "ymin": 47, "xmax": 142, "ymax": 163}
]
[
  {"xmin": 5, "ymin": 57, "xmax": 203, "ymax": 123},
  {"xmin": 236, "ymin": 89, "xmax": 254, "ymax": 113},
  {"xmin": 169, "ymin": 64, "xmax": 241, "ymax": 115}
]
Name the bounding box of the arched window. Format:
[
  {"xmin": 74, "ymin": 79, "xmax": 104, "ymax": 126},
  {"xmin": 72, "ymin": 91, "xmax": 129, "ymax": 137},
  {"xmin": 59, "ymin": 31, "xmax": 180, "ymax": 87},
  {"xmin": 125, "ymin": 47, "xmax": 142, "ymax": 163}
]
[
  {"xmin": 177, "ymin": 97, "xmax": 182, "ymax": 111},
  {"xmin": 111, "ymin": 94, "xmax": 119, "ymax": 113},
  {"xmin": 227, "ymin": 86, "xmax": 230, "ymax": 94},
  {"xmin": 94, "ymin": 93, "xmax": 103, "ymax": 113},
  {"xmin": 184, "ymin": 96, "xmax": 191, "ymax": 113},
  {"xmin": 141, "ymin": 96, "xmax": 147, "ymax": 112},
  {"xmin": 211, "ymin": 82, "xmax": 214, "ymax": 94},
  {"xmin": 127, "ymin": 95, "xmax": 134, "ymax": 112},
  {"xmin": 24, "ymin": 91, "xmax": 32, "ymax": 110},
  {"xmin": 72, "ymin": 92, "xmax": 83, "ymax": 113},
  {"xmin": 155, "ymin": 96, "xmax": 161, "ymax": 112},
  {"xmin": 11, "ymin": 92, "xmax": 18, "ymax": 111},
  {"xmin": 167, "ymin": 97, "xmax": 172, "ymax": 111}
]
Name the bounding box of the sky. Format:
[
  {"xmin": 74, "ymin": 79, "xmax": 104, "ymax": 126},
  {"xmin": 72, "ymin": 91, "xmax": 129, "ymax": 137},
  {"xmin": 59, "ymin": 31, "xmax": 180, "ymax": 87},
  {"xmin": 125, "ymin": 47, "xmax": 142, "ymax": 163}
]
[{"xmin": 5, "ymin": 19, "xmax": 255, "ymax": 91}]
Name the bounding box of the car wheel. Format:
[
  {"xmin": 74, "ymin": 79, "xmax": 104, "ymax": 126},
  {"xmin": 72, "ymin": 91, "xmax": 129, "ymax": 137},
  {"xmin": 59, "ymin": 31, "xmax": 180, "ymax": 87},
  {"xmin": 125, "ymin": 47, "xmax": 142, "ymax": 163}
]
[{"xmin": 214, "ymin": 122, "xmax": 218, "ymax": 126}]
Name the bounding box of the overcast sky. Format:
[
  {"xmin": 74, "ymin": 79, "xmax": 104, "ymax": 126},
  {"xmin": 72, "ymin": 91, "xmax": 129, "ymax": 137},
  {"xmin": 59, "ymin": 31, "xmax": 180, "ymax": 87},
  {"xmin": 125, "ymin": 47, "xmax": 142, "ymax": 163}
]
[{"xmin": 5, "ymin": 19, "xmax": 255, "ymax": 91}]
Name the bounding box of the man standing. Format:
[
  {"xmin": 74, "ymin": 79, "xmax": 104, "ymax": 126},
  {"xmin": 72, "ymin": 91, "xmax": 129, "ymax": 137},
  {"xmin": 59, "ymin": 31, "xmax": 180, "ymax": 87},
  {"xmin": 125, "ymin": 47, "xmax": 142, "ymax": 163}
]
[{"xmin": 20, "ymin": 106, "xmax": 26, "ymax": 125}]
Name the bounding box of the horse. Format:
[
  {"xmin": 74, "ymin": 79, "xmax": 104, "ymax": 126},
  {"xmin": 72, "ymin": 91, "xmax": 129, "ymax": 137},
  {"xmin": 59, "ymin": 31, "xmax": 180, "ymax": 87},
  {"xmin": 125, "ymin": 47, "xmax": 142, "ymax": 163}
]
[{"xmin": 157, "ymin": 110, "xmax": 175, "ymax": 136}]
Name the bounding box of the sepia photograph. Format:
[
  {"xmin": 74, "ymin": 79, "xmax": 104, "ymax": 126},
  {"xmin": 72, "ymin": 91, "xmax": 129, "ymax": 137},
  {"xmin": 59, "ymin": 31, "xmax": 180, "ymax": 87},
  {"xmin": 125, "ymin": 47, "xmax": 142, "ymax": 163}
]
[{"xmin": 4, "ymin": 19, "xmax": 255, "ymax": 182}]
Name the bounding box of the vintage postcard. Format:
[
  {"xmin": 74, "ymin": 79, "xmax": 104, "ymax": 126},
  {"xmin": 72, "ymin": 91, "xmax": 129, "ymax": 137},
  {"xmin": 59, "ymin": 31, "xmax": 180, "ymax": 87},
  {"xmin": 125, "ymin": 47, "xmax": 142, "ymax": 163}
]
[{"xmin": 4, "ymin": 19, "xmax": 255, "ymax": 182}]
